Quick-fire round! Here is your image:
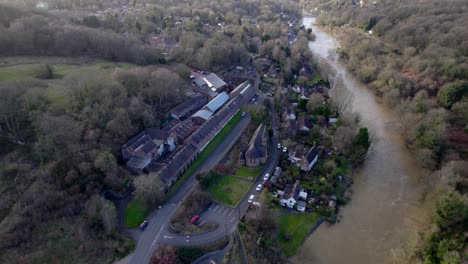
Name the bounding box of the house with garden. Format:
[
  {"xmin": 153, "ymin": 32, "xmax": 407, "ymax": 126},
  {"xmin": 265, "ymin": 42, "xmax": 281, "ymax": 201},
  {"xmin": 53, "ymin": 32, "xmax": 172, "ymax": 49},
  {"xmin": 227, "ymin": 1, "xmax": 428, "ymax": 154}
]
[
  {"xmin": 300, "ymin": 145, "xmax": 319, "ymax": 172},
  {"xmin": 279, "ymin": 180, "xmax": 308, "ymax": 210}
]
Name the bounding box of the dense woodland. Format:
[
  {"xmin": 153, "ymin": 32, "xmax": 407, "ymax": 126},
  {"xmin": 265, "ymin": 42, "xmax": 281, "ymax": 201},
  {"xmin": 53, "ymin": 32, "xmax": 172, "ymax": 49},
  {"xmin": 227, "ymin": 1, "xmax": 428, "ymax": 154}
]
[
  {"xmin": 0, "ymin": 0, "xmax": 305, "ymax": 262},
  {"xmin": 305, "ymin": 0, "xmax": 468, "ymax": 262}
]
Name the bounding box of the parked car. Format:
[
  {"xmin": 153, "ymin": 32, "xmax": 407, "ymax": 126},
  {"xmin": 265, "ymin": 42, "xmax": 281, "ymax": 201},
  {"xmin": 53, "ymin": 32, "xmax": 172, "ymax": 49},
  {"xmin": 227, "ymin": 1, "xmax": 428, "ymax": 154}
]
[
  {"xmin": 140, "ymin": 220, "xmax": 148, "ymax": 231},
  {"xmin": 248, "ymin": 194, "xmax": 255, "ymax": 203},
  {"xmin": 256, "ymin": 184, "xmax": 263, "ymax": 192},
  {"xmin": 190, "ymin": 215, "xmax": 200, "ymax": 224},
  {"xmin": 282, "ymin": 147, "xmax": 287, "ymax": 153},
  {"xmin": 277, "ymin": 143, "xmax": 281, "ymax": 149},
  {"xmin": 263, "ymin": 173, "xmax": 270, "ymax": 181},
  {"xmin": 241, "ymin": 112, "xmax": 246, "ymax": 117}
]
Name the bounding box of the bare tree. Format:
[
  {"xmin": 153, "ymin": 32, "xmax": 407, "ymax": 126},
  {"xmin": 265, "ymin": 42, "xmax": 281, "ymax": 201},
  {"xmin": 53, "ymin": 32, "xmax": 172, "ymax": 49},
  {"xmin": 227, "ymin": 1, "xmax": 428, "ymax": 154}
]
[
  {"xmin": 330, "ymin": 75, "xmax": 353, "ymax": 114},
  {"xmin": 0, "ymin": 85, "xmax": 27, "ymax": 146},
  {"xmin": 306, "ymin": 93, "xmax": 325, "ymax": 112},
  {"xmin": 134, "ymin": 173, "xmax": 165, "ymax": 208}
]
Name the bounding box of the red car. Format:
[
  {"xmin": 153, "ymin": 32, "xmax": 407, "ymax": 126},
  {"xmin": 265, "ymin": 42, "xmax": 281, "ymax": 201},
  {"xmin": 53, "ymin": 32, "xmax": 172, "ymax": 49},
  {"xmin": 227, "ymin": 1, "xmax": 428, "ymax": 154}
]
[{"xmin": 190, "ymin": 215, "xmax": 200, "ymax": 224}]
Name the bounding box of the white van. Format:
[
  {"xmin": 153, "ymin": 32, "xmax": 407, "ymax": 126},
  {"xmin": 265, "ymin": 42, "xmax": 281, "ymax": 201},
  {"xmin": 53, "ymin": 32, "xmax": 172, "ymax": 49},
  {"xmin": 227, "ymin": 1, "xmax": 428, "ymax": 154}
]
[{"xmin": 248, "ymin": 194, "xmax": 255, "ymax": 203}]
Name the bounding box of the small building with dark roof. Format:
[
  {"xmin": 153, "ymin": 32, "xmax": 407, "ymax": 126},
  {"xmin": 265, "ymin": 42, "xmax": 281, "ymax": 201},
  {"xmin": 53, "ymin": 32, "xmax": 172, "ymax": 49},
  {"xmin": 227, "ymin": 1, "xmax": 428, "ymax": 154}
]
[
  {"xmin": 300, "ymin": 145, "xmax": 319, "ymax": 172},
  {"xmin": 298, "ymin": 115, "xmax": 312, "ymax": 132},
  {"xmin": 297, "ymin": 200, "xmax": 307, "ymax": 212}
]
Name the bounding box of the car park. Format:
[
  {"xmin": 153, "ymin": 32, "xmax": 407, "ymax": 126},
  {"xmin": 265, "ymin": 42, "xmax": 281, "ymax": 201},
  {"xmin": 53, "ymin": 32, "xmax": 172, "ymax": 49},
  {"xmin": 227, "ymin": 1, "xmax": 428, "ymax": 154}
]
[
  {"xmin": 263, "ymin": 173, "xmax": 270, "ymax": 181},
  {"xmin": 248, "ymin": 194, "xmax": 255, "ymax": 203},
  {"xmin": 256, "ymin": 184, "xmax": 263, "ymax": 192},
  {"xmin": 140, "ymin": 220, "xmax": 148, "ymax": 231}
]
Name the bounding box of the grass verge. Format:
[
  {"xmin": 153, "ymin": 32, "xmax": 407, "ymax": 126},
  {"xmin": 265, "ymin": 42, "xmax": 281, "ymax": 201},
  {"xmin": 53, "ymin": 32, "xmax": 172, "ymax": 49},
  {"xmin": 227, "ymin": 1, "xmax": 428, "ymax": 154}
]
[
  {"xmin": 208, "ymin": 175, "xmax": 252, "ymax": 207},
  {"xmin": 277, "ymin": 213, "xmax": 321, "ymax": 257},
  {"xmin": 165, "ymin": 111, "xmax": 242, "ymax": 199},
  {"xmin": 124, "ymin": 197, "xmax": 149, "ymax": 229}
]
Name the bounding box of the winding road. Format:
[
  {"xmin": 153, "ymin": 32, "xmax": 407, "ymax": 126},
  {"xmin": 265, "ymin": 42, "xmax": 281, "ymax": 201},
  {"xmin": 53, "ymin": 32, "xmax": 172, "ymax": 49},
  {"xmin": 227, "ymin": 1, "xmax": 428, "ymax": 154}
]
[{"xmin": 129, "ymin": 97, "xmax": 280, "ymax": 264}]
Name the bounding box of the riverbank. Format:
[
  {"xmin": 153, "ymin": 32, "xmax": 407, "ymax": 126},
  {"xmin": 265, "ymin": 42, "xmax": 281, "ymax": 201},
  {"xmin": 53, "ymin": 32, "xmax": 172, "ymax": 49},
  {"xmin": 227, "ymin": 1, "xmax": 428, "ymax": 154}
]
[{"xmin": 292, "ymin": 16, "xmax": 435, "ymax": 264}]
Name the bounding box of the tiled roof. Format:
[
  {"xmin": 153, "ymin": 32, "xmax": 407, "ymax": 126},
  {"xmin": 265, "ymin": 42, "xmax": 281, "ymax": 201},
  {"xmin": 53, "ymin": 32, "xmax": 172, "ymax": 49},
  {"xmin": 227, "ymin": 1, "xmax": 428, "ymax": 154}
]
[
  {"xmin": 170, "ymin": 119, "xmax": 198, "ymax": 142},
  {"xmin": 245, "ymin": 123, "xmax": 267, "ymax": 160},
  {"xmin": 158, "ymin": 144, "xmax": 197, "ymax": 183},
  {"xmin": 282, "ymin": 180, "xmax": 301, "ymax": 200}
]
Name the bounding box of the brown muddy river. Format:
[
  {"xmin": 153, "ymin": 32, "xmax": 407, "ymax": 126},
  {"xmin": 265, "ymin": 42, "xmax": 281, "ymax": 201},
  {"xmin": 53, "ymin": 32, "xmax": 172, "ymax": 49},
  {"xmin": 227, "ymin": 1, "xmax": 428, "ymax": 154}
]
[{"xmin": 293, "ymin": 16, "xmax": 434, "ymax": 264}]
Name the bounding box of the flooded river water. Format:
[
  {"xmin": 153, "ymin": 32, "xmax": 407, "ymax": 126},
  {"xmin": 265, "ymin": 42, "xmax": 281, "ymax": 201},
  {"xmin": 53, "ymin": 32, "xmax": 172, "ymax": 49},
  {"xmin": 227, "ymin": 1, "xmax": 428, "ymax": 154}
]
[{"xmin": 293, "ymin": 16, "xmax": 434, "ymax": 264}]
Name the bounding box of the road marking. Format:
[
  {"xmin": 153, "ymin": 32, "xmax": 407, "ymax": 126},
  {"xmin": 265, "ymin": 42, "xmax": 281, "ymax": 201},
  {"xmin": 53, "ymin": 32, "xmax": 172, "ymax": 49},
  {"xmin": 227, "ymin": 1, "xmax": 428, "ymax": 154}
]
[
  {"xmin": 209, "ymin": 204, "xmax": 215, "ymax": 210},
  {"xmin": 186, "ymin": 240, "xmax": 190, "ymax": 242},
  {"xmin": 186, "ymin": 235, "xmax": 190, "ymax": 238},
  {"xmin": 198, "ymin": 220, "xmax": 206, "ymax": 227},
  {"xmin": 222, "ymin": 208, "xmax": 229, "ymax": 216},
  {"xmin": 164, "ymin": 235, "xmax": 173, "ymax": 239},
  {"xmin": 151, "ymin": 223, "xmax": 165, "ymax": 247},
  {"xmin": 213, "ymin": 205, "xmax": 219, "ymax": 212},
  {"xmin": 228, "ymin": 210, "xmax": 233, "ymax": 217},
  {"xmin": 230, "ymin": 217, "xmax": 236, "ymax": 223}
]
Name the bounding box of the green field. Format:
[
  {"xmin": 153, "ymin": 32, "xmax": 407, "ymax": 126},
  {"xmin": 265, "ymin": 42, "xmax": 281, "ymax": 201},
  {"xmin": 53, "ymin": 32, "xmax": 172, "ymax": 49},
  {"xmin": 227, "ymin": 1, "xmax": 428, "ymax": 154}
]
[
  {"xmin": 236, "ymin": 166, "xmax": 264, "ymax": 180},
  {"xmin": 124, "ymin": 197, "xmax": 149, "ymax": 229},
  {"xmin": 208, "ymin": 175, "xmax": 252, "ymax": 207},
  {"xmin": 0, "ymin": 57, "xmax": 135, "ymax": 81},
  {"xmin": 278, "ymin": 213, "xmax": 321, "ymax": 256},
  {"xmin": 165, "ymin": 111, "xmax": 242, "ymax": 199}
]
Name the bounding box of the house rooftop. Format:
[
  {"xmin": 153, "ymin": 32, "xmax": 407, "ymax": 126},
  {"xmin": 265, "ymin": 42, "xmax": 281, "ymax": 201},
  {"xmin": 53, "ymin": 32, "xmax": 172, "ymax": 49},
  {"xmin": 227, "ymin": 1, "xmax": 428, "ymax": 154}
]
[
  {"xmin": 282, "ymin": 180, "xmax": 301, "ymax": 200},
  {"xmin": 304, "ymin": 145, "xmax": 318, "ymax": 163},
  {"xmin": 298, "ymin": 115, "xmax": 312, "ymax": 129}
]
